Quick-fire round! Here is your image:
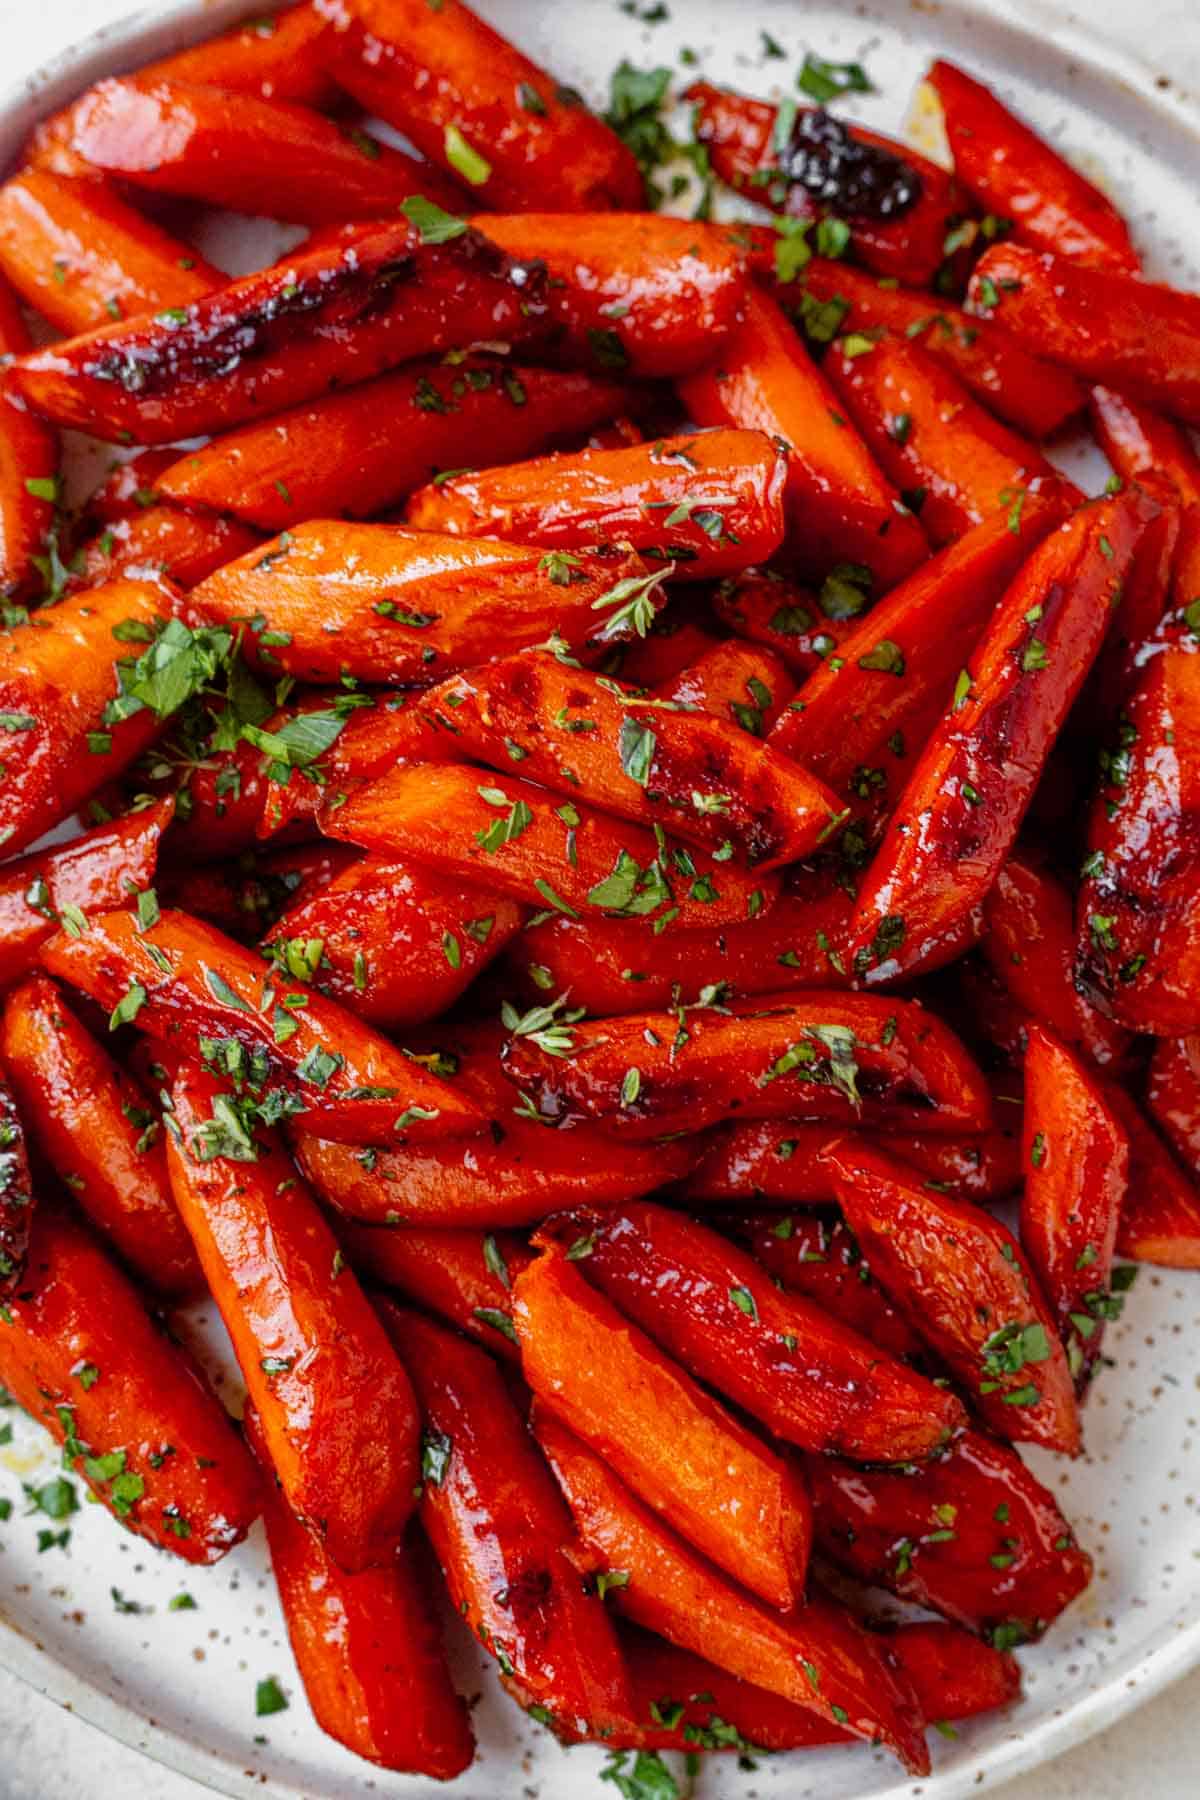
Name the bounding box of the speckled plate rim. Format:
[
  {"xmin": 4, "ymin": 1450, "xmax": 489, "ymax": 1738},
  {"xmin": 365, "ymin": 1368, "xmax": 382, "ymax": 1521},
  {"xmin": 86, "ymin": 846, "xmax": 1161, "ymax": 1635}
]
[{"xmin": 0, "ymin": 2, "xmax": 1198, "ymax": 1796}]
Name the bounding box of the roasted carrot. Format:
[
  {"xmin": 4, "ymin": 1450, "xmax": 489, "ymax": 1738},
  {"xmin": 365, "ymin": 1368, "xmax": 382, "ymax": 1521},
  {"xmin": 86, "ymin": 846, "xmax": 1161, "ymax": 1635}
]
[
  {"xmin": 376, "ymin": 1302, "xmax": 634, "ymax": 1736},
  {"xmin": 189, "ymin": 527, "xmax": 657, "ymax": 684},
  {"xmin": 72, "ymin": 505, "xmax": 262, "ymax": 594},
  {"xmin": 0, "ymin": 270, "xmax": 58, "ymax": 605},
  {"xmin": 679, "ymin": 287, "xmax": 930, "ymax": 592},
  {"xmin": 155, "ymin": 360, "xmax": 632, "ymax": 531},
  {"xmin": 0, "ymin": 1079, "xmax": 33, "ymax": 1298},
  {"xmin": 846, "ymin": 489, "xmax": 1155, "ymax": 980},
  {"xmin": 7, "ymin": 221, "xmax": 549, "ymax": 443},
  {"xmin": 1090, "ymin": 387, "xmax": 1200, "ymax": 505},
  {"xmin": 612, "ymin": 609, "xmax": 723, "ymax": 688},
  {"xmin": 653, "ymin": 638, "xmax": 792, "ymax": 735},
  {"xmin": 501, "ymin": 991, "xmax": 993, "ymax": 1139},
  {"xmin": 340, "ymin": 1224, "xmax": 532, "ymax": 1362},
  {"xmin": 513, "ymin": 1247, "xmax": 811, "ymax": 1610},
  {"xmin": 40, "ymin": 906, "xmax": 482, "ymax": 1146},
  {"xmin": 1146, "ymin": 1036, "xmax": 1200, "ymax": 1177},
  {"xmin": 1, "ymin": 975, "xmax": 200, "ymax": 1296},
  {"xmin": 416, "ymin": 653, "xmax": 845, "ymax": 871},
  {"xmin": 967, "ymin": 243, "xmax": 1200, "ymax": 426},
  {"xmin": 534, "ymin": 1410, "xmax": 930, "ymax": 1774},
  {"xmin": 405, "ymin": 429, "xmax": 788, "ymax": 580},
  {"xmin": 0, "ymin": 1205, "xmax": 260, "ymax": 1561},
  {"xmin": 824, "ymin": 1137, "xmax": 1081, "ymax": 1455},
  {"xmin": 712, "ymin": 568, "xmax": 858, "ymax": 679},
  {"xmin": 1104, "ymin": 1082, "xmax": 1200, "ymax": 1269},
  {"xmin": 0, "ymin": 166, "xmax": 219, "ymax": 334},
  {"xmin": 823, "ymin": 330, "xmax": 1077, "ymax": 546},
  {"xmin": 808, "ymin": 1427, "xmax": 1092, "ymax": 1639},
  {"xmin": 927, "ymin": 59, "xmax": 1139, "ymax": 273},
  {"xmin": 545, "ymin": 1201, "xmax": 964, "ymax": 1460},
  {"xmin": 157, "ymin": 842, "xmax": 355, "ymax": 943},
  {"xmin": 257, "ymin": 695, "xmax": 454, "ymax": 840},
  {"xmin": 324, "ymin": 761, "xmax": 776, "ymax": 930},
  {"xmin": 136, "ymin": 4, "xmax": 337, "ymax": 109},
  {"xmin": 82, "ymin": 448, "xmax": 177, "ymax": 525}
]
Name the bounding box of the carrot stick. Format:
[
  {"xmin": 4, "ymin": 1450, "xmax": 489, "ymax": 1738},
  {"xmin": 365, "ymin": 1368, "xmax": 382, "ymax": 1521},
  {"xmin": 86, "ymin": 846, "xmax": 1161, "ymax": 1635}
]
[
  {"xmin": 73, "ymin": 505, "xmax": 261, "ymax": 593},
  {"xmin": 712, "ymin": 568, "xmax": 858, "ymax": 679},
  {"xmin": 136, "ymin": 4, "xmax": 337, "ymax": 109},
  {"xmin": 1089, "ymin": 387, "xmax": 1200, "ymax": 505},
  {"xmin": 340, "ymin": 1223, "xmax": 532, "ymax": 1362},
  {"xmin": 257, "ymin": 695, "xmax": 455, "ymax": 840},
  {"xmin": 653, "ymin": 638, "xmax": 793, "ymax": 735}
]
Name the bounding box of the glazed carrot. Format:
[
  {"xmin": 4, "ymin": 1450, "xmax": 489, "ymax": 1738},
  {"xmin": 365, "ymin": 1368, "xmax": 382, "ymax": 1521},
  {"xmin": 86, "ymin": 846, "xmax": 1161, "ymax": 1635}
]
[
  {"xmin": 1, "ymin": 975, "xmax": 199, "ymax": 1296},
  {"xmin": 37, "ymin": 78, "xmax": 462, "ymax": 226},
  {"xmin": 769, "ymin": 496, "xmax": 1065, "ymax": 809},
  {"xmin": 324, "ymin": 762, "xmax": 776, "ymax": 930},
  {"xmin": 0, "ymin": 576, "xmax": 171, "ymax": 855},
  {"xmin": 546, "ymin": 1201, "xmax": 964, "ymax": 1461},
  {"xmin": 513, "ymin": 1247, "xmax": 811, "ymax": 1610},
  {"xmin": 967, "ymin": 243, "xmax": 1200, "ymax": 426},
  {"xmin": 712, "ymin": 568, "xmax": 857, "ymax": 679},
  {"xmin": 846, "ymin": 489, "xmax": 1155, "ymax": 980},
  {"xmin": 320, "ymin": 0, "xmax": 641, "ymax": 211},
  {"xmin": 405, "ymin": 429, "xmax": 788, "ymax": 580},
  {"xmin": 340, "ymin": 1224, "xmax": 532, "ymax": 1362},
  {"xmin": 1089, "ymin": 387, "xmax": 1200, "ymax": 505},
  {"xmin": 155, "ymin": 360, "xmax": 631, "ymax": 531},
  {"xmin": 1020, "ymin": 1024, "xmax": 1129, "ymax": 1384},
  {"xmin": 376, "ymin": 1302, "xmax": 633, "ymax": 1737},
  {"xmin": 0, "ymin": 1079, "xmax": 33, "ymax": 1297},
  {"xmin": 40, "ymin": 907, "xmax": 482, "ymax": 1146},
  {"xmin": 136, "ymin": 4, "xmax": 337, "ymax": 108},
  {"xmin": 1146, "ymin": 1036, "xmax": 1200, "ymax": 1176},
  {"xmin": 688, "ymin": 80, "xmax": 963, "ymax": 288},
  {"xmin": 166, "ymin": 1062, "xmax": 419, "ymax": 1570},
  {"xmin": 189, "ymin": 527, "xmax": 657, "ymax": 684},
  {"xmin": 0, "ymin": 800, "xmax": 170, "ymax": 992},
  {"xmin": 808, "ymin": 1427, "xmax": 1092, "ymax": 1639},
  {"xmin": 0, "ymin": 1205, "xmax": 260, "ymax": 1561},
  {"xmin": 927, "ymin": 59, "xmax": 1139, "ymax": 273},
  {"xmin": 534, "ymin": 1410, "xmax": 930, "ymax": 1774},
  {"xmin": 502, "ymin": 992, "xmax": 993, "ymax": 1139},
  {"xmin": 1104, "ymin": 1082, "xmax": 1200, "ymax": 1268},
  {"xmin": 7, "ymin": 221, "xmax": 549, "ymax": 444},
  {"xmin": 257, "ymin": 696, "xmax": 454, "ymax": 840},
  {"xmin": 292, "ymin": 1023, "xmax": 699, "ymax": 1229},
  {"xmin": 612, "ymin": 609, "xmax": 722, "ymax": 689},
  {"xmin": 247, "ymin": 1411, "xmax": 474, "ymax": 1777},
  {"xmin": 417, "ymin": 653, "xmax": 845, "ymax": 871},
  {"xmin": 0, "ymin": 167, "xmax": 219, "ymax": 334},
  {"xmin": 72, "ymin": 506, "xmax": 262, "ymax": 593},
  {"xmin": 0, "ymin": 272, "xmax": 58, "ymax": 604},
  {"xmin": 157, "ymin": 842, "xmax": 356, "ymax": 942},
  {"xmin": 83, "ymin": 449, "xmax": 177, "ymax": 525},
  {"xmin": 823, "ymin": 331, "xmax": 1076, "ymax": 546},
  {"xmin": 653, "ymin": 638, "xmax": 793, "ymax": 735},
  {"xmin": 475, "ymin": 214, "xmax": 747, "ymax": 378},
  {"xmin": 824, "ymin": 1138, "xmax": 1080, "ymax": 1455},
  {"xmin": 1083, "ymin": 485, "xmax": 1182, "ymax": 723},
  {"xmin": 679, "ymin": 288, "xmax": 930, "ymax": 593}
]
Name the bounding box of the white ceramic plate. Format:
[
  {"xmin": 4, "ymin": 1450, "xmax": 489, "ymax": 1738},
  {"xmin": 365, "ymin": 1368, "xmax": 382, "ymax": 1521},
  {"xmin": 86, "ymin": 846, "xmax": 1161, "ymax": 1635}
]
[{"xmin": 1, "ymin": 3, "xmax": 1199, "ymax": 1797}]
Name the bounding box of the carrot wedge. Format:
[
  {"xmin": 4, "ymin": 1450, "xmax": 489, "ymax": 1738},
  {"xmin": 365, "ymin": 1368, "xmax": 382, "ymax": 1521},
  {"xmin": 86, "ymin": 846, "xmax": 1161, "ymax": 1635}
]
[
  {"xmin": 136, "ymin": 3, "xmax": 337, "ymax": 109},
  {"xmin": 0, "ymin": 1079, "xmax": 33, "ymax": 1297},
  {"xmin": 0, "ymin": 1206, "xmax": 260, "ymax": 1561},
  {"xmin": 40, "ymin": 906, "xmax": 482, "ymax": 1146},
  {"xmin": 513, "ymin": 1247, "xmax": 811, "ymax": 1610},
  {"xmin": 166, "ymin": 1061, "xmax": 419, "ymax": 1570},
  {"xmin": 534, "ymin": 1410, "xmax": 930, "ymax": 1774},
  {"xmin": 246, "ymin": 1409, "xmax": 474, "ymax": 1777},
  {"xmin": 823, "ymin": 1138, "xmax": 1081, "ymax": 1455},
  {"xmin": 377, "ymin": 1302, "xmax": 633, "ymax": 1737},
  {"xmin": 501, "ymin": 992, "xmax": 993, "ymax": 1139},
  {"xmin": 544, "ymin": 1200, "xmax": 964, "ymax": 1461},
  {"xmin": 341, "ymin": 1224, "xmax": 531, "ymax": 1362},
  {"xmin": 1103, "ymin": 1082, "xmax": 1200, "ymax": 1269}
]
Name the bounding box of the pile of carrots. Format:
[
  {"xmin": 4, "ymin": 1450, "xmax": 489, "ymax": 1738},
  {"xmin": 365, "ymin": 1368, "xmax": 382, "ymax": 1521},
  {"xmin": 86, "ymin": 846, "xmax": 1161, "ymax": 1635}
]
[{"xmin": 0, "ymin": 0, "xmax": 1198, "ymax": 1787}]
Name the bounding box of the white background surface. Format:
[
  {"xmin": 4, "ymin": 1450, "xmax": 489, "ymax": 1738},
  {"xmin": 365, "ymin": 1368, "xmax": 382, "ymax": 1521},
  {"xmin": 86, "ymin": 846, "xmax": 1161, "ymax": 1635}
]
[{"xmin": 0, "ymin": 2, "xmax": 1199, "ymax": 1797}]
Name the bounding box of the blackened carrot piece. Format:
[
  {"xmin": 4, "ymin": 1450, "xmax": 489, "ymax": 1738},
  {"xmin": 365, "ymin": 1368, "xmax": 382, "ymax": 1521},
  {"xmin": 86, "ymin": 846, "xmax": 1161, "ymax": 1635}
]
[
  {"xmin": 0, "ymin": 167, "xmax": 219, "ymax": 334},
  {"xmin": 688, "ymin": 80, "xmax": 963, "ymax": 288},
  {"xmin": 405, "ymin": 429, "xmax": 788, "ymax": 579},
  {"xmin": 248, "ymin": 1407, "xmax": 474, "ymax": 1776},
  {"xmin": 823, "ymin": 331, "xmax": 1078, "ymax": 546},
  {"xmin": 679, "ymin": 288, "xmax": 930, "ymax": 593},
  {"xmin": 0, "ymin": 1206, "xmax": 260, "ymax": 1560},
  {"xmin": 40, "ymin": 906, "xmax": 482, "ymax": 1146},
  {"xmin": 712, "ymin": 568, "xmax": 858, "ymax": 679},
  {"xmin": 534, "ymin": 1410, "xmax": 930, "ymax": 1774},
  {"xmin": 137, "ymin": 4, "xmax": 337, "ymax": 108},
  {"xmin": 324, "ymin": 761, "xmax": 776, "ymax": 929},
  {"xmin": 73, "ymin": 506, "xmax": 262, "ymax": 593},
  {"xmin": 653, "ymin": 638, "xmax": 793, "ymax": 735},
  {"xmin": 189, "ymin": 526, "xmax": 655, "ymax": 684},
  {"xmin": 846, "ymin": 490, "xmax": 1155, "ymax": 981},
  {"xmin": 417, "ymin": 653, "xmax": 845, "ymax": 871},
  {"xmin": 1, "ymin": 975, "xmax": 200, "ymax": 1295},
  {"xmin": 808, "ymin": 1426, "xmax": 1091, "ymax": 1638},
  {"xmin": 340, "ymin": 1224, "xmax": 532, "ymax": 1362},
  {"xmin": 1146, "ymin": 1036, "xmax": 1200, "ymax": 1177},
  {"xmin": 967, "ymin": 244, "xmax": 1200, "ymax": 426},
  {"xmin": 377, "ymin": 1302, "xmax": 634, "ymax": 1737},
  {"xmin": 823, "ymin": 1138, "xmax": 1080, "ymax": 1454},
  {"xmin": 1104, "ymin": 1081, "xmax": 1200, "ymax": 1268},
  {"xmin": 0, "ymin": 1078, "xmax": 33, "ymax": 1297},
  {"xmin": 513, "ymin": 1247, "xmax": 812, "ymax": 1610},
  {"xmin": 156, "ymin": 360, "xmax": 631, "ymax": 531},
  {"xmin": 1020, "ymin": 1024, "xmax": 1129, "ymax": 1384},
  {"xmin": 545, "ymin": 1200, "xmax": 964, "ymax": 1461},
  {"xmin": 502, "ymin": 992, "xmax": 993, "ymax": 1140},
  {"xmin": 927, "ymin": 59, "xmax": 1139, "ymax": 273},
  {"xmin": 1090, "ymin": 387, "xmax": 1200, "ymax": 505},
  {"xmin": 769, "ymin": 496, "xmax": 1065, "ymax": 814},
  {"xmin": 0, "ymin": 576, "xmax": 171, "ymax": 855},
  {"xmin": 7, "ymin": 222, "xmax": 548, "ymax": 444},
  {"xmin": 167, "ymin": 1060, "xmax": 419, "ymax": 1569},
  {"xmin": 321, "ymin": 0, "xmax": 642, "ymax": 211},
  {"xmin": 38, "ymin": 78, "xmax": 462, "ymax": 225}
]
